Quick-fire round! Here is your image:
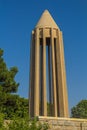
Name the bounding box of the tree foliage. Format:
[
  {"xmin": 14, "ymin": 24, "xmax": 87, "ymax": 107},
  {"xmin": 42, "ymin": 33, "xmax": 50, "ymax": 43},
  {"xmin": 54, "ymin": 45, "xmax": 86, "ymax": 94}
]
[
  {"xmin": 0, "ymin": 49, "xmax": 19, "ymax": 93},
  {"xmin": 0, "ymin": 115, "xmax": 49, "ymax": 130},
  {"xmin": 0, "ymin": 49, "xmax": 28, "ymax": 119},
  {"xmin": 71, "ymin": 100, "xmax": 87, "ymax": 119},
  {"xmin": 1, "ymin": 94, "xmax": 28, "ymax": 119}
]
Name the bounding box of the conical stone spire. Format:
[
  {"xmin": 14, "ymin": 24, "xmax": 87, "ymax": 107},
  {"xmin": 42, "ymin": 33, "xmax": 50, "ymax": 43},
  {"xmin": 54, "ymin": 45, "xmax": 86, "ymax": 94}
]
[{"xmin": 35, "ymin": 10, "xmax": 59, "ymax": 29}]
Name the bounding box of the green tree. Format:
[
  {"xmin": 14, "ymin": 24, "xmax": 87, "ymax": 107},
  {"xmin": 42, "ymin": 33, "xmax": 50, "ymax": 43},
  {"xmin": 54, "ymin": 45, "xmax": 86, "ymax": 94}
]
[
  {"xmin": 71, "ymin": 100, "xmax": 87, "ymax": 119},
  {"xmin": 2, "ymin": 94, "xmax": 28, "ymax": 119},
  {"xmin": 0, "ymin": 49, "xmax": 19, "ymax": 93},
  {"xmin": 0, "ymin": 49, "xmax": 28, "ymax": 119}
]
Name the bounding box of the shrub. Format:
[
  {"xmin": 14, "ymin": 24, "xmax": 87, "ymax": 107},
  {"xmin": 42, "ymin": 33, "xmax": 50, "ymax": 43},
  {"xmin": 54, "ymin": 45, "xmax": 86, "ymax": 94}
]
[
  {"xmin": 8, "ymin": 117, "xmax": 49, "ymax": 130},
  {"xmin": 0, "ymin": 113, "xmax": 5, "ymax": 130},
  {"xmin": 0, "ymin": 115, "xmax": 49, "ymax": 130}
]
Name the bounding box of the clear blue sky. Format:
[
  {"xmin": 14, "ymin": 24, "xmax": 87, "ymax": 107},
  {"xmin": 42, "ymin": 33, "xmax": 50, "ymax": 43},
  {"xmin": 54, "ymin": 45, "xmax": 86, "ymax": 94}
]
[{"xmin": 0, "ymin": 0, "xmax": 87, "ymax": 111}]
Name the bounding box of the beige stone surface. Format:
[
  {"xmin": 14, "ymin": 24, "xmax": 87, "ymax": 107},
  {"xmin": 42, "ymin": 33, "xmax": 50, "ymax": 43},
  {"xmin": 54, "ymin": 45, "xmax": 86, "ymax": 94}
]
[
  {"xmin": 34, "ymin": 28, "xmax": 40, "ymax": 116},
  {"xmin": 29, "ymin": 10, "xmax": 69, "ymax": 117},
  {"xmin": 42, "ymin": 28, "xmax": 47, "ymax": 116},
  {"xmin": 51, "ymin": 28, "xmax": 57, "ymax": 117},
  {"xmin": 35, "ymin": 10, "xmax": 59, "ymax": 29},
  {"xmin": 38, "ymin": 116, "xmax": 87, "ymax": 130}
]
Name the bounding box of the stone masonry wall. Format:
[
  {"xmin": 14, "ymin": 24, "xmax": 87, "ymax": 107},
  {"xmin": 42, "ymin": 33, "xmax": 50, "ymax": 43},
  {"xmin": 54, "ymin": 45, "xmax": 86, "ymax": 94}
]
[{"xmin": 38, "ymin": 116, "xmax": 87, "ymax": 130}]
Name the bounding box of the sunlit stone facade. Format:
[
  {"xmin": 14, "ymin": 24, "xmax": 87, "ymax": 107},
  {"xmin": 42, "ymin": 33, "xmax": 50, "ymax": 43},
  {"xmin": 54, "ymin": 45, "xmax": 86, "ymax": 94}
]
[{"xmin": 29, "ymin": 10, "xmax": 69, "ymax": 117}]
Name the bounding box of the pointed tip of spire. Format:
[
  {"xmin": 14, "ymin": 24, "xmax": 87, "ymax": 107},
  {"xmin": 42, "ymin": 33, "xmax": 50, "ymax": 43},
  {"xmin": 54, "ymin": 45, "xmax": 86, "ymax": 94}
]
[
  {"xmin": 44, "ymin": 9, "xmax": 48, "ymax": 11},
  {"xmin": 44, "ymin": 9, "xmax": 49, "ymax": 13},
  {"xmin": 35, "ymin": 10, "xmax": 59, "ymax": 29}
]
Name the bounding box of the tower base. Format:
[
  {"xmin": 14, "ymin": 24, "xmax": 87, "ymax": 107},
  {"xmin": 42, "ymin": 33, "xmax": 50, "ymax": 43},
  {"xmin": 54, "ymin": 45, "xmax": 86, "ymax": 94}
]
[{"xmin": 38, "ymin": 116, "xmax": 87, "ymax": 130}]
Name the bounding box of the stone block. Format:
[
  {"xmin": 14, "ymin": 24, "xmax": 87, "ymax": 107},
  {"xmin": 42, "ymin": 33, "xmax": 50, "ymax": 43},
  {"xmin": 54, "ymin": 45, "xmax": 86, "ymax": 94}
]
[{"xmin": 38, "ymin": 117, "xmax": 87, "ymax": 130}]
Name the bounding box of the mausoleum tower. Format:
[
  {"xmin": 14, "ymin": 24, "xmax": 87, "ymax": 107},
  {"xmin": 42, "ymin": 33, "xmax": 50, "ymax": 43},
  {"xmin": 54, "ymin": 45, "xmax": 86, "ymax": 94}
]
[{"xmin": 29, "ymin": 10, "xmax": 69, "ymax": 117}]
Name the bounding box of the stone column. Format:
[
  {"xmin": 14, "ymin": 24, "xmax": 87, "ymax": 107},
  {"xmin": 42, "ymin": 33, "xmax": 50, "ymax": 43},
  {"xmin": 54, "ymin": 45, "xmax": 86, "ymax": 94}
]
[
  {"xmin": 56, "ymin": 30, "xmax": 69, "ymax": 117},
  {"xmin": 56, "ymin": 30, "xmax": 64, "ymax": 117},
  {"xmin": 51, "ymin": 28, "xmax": 57, "ymax": 117},
  {"xmin": 60, "ymin": 31, "xmax": 69, "ymax": 117},
  {"xmin": 34, "ymin": 28, "xmax": 40, "ymax": 116},
  {"xmin": 29, "ymin": 32, "xmax": 35, "ymax": 117},
  {"xmin": 42, "ymin": 28, "xmax": 47, "ymax": 116}
]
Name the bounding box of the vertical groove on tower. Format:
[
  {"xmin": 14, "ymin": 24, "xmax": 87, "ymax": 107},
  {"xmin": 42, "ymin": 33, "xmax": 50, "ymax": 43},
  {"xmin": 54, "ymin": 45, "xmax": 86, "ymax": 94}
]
[
  {"xmin": 48, "ymin": 45, "xmax": 52, "ymax": 116},
  {"xmin": 55, "ymin": 35, "xmax": 59, "ymax": 117},
  {"xmin": 54, "ymin": 37, "xmax": 59, "ymax": 117},
  {"xmin": 40, "ymin": 41, "xmax": 43, "ymax": 116}
]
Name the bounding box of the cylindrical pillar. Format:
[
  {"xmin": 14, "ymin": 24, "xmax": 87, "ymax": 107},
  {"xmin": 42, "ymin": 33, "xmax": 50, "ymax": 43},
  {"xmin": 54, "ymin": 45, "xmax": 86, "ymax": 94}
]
[
  {"xmin": 51, "ymin": 28, "xmax": 57, "ymax": 117},
  {"xmin": 42, "ymin": 28, "xmax": 47, "ymax": 116},
  {"xmin": 56, "ymin": 30, "xmax": 69, "ymax": 117},
  {"xmin": 34, "ymin": 28, "xmax": 40, "ymax": 116},
  {"xmin": 60, "ymin": 31, "xmax": 69, "ymax": 117},
  {"xmin": 29, "ymin": 32, "xmax": 35, "ymax": 117}
]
